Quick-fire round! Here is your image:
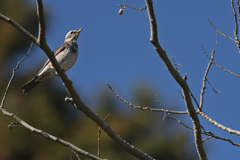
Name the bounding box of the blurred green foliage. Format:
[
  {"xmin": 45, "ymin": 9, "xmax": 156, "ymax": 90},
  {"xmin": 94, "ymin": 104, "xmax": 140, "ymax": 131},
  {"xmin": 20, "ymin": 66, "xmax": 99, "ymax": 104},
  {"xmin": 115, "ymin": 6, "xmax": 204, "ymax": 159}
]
[{"xmin": 0, "ymin": 1, "xmax": 198, "ymax": 160}]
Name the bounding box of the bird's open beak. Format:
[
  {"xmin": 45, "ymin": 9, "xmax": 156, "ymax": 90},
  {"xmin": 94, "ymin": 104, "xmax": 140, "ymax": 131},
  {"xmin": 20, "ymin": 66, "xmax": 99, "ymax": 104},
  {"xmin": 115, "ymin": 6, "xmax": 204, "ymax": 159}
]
[{"xmin": 77, "ymin": 28, "xmax": 83, "ymax": 33}]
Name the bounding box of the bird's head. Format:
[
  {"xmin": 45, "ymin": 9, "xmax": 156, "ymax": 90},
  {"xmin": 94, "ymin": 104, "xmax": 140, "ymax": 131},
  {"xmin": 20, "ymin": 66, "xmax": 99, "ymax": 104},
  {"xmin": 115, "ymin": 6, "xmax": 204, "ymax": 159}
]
[{"xmin": 65, "ymin": 28, "xmax": 83, "ymax": 42}]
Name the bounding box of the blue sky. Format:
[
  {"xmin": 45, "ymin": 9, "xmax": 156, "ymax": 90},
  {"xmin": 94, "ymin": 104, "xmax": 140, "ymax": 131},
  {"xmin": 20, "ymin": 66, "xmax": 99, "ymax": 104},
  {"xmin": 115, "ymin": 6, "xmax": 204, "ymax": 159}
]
[{"xmin": 18, "ymin": 0, "xmax": 240, "ymax": 159}]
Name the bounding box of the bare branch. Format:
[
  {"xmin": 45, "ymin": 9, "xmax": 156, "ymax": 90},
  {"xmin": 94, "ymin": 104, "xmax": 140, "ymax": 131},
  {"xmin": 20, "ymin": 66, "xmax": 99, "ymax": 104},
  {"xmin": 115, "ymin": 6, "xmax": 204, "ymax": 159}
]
[
  {"xmin": 0, "ymin": 108, "xmax": 102, "ymax": 160},
  {"xmin": 208, "ymin": 18, "xmax": 236, "ymax": 43},
  {"xmin": 176, "ymin": 88, "xmax": 184, "ymax": 99},
  {"xmin": 36, "ymin": 0, "xmax": 46, "ymax": 44},
  {"xmin": 203, "ymin": 131, "xmax": 240, "ymax": 147},
  {"xmin": 0, "ymin": 42, "xmax": 101, "ymax": 159},
  {"xmin": 206, "ymin": 79, "xmax": 220, "ymax": 94},
  {"xmin": 197, "ymin": 110, "xmax": 240, "ymax": 136},
  {"xmin": 145, "ymin": 0, "xmax": 207, "ymax": 159},
  {"xmin": 0, "ymin": 1, "xmax": 154, "ymax": 159},
  {"xmin": 69, "ymin": 147, "xmax": 81, "ymax": 160},
  {"xmin": 190, "ymin": 92, "xmax": 200, "ymax": 109},
  {"xmin": 118, "ymin": 4, "xmax": 147, "ymax": 11},
  {"xmin": 213, "ymin": 62, "xmax": 240, "ymax": 77},
  {"xmin": 199, "ymin": 50, "xmax": 215, "ymax": 110},
  {"xmin": 216, "ymin": 32, "xmax": 219, "ymax": 46},
  {"xmin": 0, "ymin": 13, "xmax": 38, "ymax": 44},
  {"xmin": 155, "ymin": 94, "xmax": 167, "ymax": 120},
  {"xmin": 231, "ymin": 0, "xmax": 239, "ymax": 40},
  {"xmin": 168, "ymin": 114, "xmax": 194, "ymax": 131},
  {"xmin": 0, "ymin": 42, "xmax": 33, "ymax": 109},
  {"xmin": 170, "ymin": 54, "xmax": 183, "ymax": 72},
  {"xmin": 170, "ymin": 54, "xmax": 178, "ymax": 71},
  {"xmin": 98, "ymin": 114, "xmax": 110, "ymax": 158},
  {"xmin": 170, "ymin": 111, "xmax": 240, "ymax": 147},
  {"xmin": 107, "ymin": 83, "xmax": 187, "ymax": 114},
  {"xmin": 237, "ymin": 0, "xmax": 240, "ymax": 38},
  {"xmin": 201, "ymin": 45, "xmax": 240, "ymax": 77}
]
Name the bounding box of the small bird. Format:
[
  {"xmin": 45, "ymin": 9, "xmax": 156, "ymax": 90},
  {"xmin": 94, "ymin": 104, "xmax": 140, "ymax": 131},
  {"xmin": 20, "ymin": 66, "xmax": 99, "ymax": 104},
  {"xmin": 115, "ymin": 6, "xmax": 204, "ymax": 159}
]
[{"xmin": 21, "ymin": 28, "xmax": 83, "ymax": 94}]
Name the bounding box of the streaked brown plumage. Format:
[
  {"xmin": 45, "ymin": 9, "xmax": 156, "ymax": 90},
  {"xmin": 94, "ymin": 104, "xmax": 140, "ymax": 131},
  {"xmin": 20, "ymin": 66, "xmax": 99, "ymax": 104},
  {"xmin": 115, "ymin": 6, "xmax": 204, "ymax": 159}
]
[{"xmin": 21, "ymin": 28, "xmax": 83, "ymax": 94}]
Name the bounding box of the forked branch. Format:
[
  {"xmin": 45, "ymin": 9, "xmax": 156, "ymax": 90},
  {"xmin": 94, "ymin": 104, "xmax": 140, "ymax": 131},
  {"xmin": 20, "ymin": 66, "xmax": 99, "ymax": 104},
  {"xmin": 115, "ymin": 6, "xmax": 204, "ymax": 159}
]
[
  {"xmin": 144, "ymin": 0, "xmax": 207, "ymax": 159},
  {"xmin": 0, "ymin": 0, "xmax": 154, "ymax": 160}
]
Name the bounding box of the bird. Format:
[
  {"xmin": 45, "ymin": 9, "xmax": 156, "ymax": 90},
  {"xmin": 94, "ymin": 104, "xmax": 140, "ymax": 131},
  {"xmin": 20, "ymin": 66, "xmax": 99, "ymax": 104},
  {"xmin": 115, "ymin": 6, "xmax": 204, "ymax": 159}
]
[{"xmin": 21, "ymin": 28, "xmax": 83, "ymax": 94}]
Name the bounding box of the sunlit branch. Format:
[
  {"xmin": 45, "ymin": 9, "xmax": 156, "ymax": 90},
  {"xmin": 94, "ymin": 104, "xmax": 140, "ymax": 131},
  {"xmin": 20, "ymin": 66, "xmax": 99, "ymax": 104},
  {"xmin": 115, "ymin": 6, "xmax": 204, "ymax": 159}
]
[
  {"xmin": 107, "ymin": 83, "xmax": 188, "ymax": 114},
  {"xmin": 199, "ymin": 50, "xmax": 215, "ymax": 110},
  {"xmin": 197, "ymin": 110, "xmax": 240, "ymax": 136},
  {"xmin": 145, "ymin": 0, "xmax": 207, "ymax": 159},
  {"xmin": 201, "ymin": 45, "xmax": 240, "ymax": 77},
  {"xmin": 0, "ymin": 1, "xmax": 155, "ymax": 159}
]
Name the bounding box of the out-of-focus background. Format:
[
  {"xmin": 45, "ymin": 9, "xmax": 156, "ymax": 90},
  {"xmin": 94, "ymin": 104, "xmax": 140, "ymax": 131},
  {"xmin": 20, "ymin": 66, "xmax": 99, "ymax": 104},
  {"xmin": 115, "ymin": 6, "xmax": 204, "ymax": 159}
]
[{"xmin": 0, "ymin": 0, "xmax": 239, "ymax": 159}]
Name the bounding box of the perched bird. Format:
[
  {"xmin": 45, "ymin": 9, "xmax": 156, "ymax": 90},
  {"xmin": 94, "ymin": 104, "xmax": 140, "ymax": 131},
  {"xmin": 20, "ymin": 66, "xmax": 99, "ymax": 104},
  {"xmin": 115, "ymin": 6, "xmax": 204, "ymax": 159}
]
[{"xmin": 21, "ymin": 28, "xmax": 83, "ymax": 94}]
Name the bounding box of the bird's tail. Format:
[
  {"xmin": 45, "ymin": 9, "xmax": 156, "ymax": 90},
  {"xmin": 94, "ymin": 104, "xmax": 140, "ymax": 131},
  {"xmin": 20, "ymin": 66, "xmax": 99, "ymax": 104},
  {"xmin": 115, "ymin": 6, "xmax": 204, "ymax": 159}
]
[{"xmin": 21, "ymin": 77, "xmax": 40, "ymax": 94}]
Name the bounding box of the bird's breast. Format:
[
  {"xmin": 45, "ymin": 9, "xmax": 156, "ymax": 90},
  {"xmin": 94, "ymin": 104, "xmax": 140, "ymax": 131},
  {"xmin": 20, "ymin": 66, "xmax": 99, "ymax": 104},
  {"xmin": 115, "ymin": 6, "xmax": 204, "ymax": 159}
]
[{"xmin": 56, "ymin": 42, "xmax": 78, "ymax": 71}]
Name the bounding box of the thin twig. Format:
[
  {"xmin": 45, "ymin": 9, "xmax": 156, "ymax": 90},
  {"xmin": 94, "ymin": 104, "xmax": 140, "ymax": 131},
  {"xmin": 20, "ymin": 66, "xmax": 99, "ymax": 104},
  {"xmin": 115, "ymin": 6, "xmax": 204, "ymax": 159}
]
[
  {"xmin": 199, "ymin": 50, "xmax": 215, "ymax": 110},
  {"xmin": 216, "ymin": 32, "xmax": 219, "ymax": 46},
  {"xmin": 145, "ymin": 0, "xmax": 207, "ymax": 159},
  {"xmin": 155, "ymin": 94, "xmax": 166, "ymax": 121},
  {"xmin": 176, "ymin": 88, "xmax": 184, "ymax": 99},
  {"xmin": 0, "ymin": 107, "xmax": 102, "ymax": 159},
  {"xmin": 170, "ymin": 111, "xmax": 240, "ymax": 147},
  {"xmin": 69, "ymin": 147, "xmax": 81, "ymax": 160},
  {"xmin": 170, "ymin": 54, "xmax": 183, "ymax": 71},
  {"xmin": 213, "ymin": 62, "xmax": 240, "ymax": 77},
  {"xmin": 201, "ymin": 45, "xmax": 240, "ymax": 77},
  {"xmin": 168, "ymin": 114, "xmax": 194, "ymax": 130},
  {"xmin": 190, "ymin": 92, "xmax": 200, "ymax": 109},
  {"xmin": 0, "ymin": 42, "xmax": 33, "ymax": 109},
  {"xmin": 206, "ymin": 79, "xmax": 220, "ymax": 94},
  {"xmin": 202, "ymin": 136, "xmax": 212, "ymax": 142},
  {"xmin": 0, "ymin": 1, "xmax": 154, "ymax": 159},
  {"xmin": 98, "ymin": 114, "xmax": 110, "ymax": 158},
  {"xmin": 107, "ymin": 83, "xmax": 188, "ymax": 114},
  {"xmin": 197, "ymin": 110, "xmax": 240, "ymax": 136},
  {"xmin": 208, "ymin": 18, "xmax": 236, "ymax": 42},
  {"xmin": 118, "ymin": 4, "xmax": 147, "ymax": 11},
  {"xmin": 202, "ymin": 130, "xmax": 240, "ymax": 147},
  {"xmin": 171, "ymin": 54, "xmax": 178, "ymax": 71}
]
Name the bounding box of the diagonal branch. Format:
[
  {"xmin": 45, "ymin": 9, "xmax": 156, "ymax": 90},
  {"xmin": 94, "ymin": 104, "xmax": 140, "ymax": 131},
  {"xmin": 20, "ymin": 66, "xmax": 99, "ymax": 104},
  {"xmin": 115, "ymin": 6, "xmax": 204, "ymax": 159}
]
[
  {"xmin": 199, "ymin": 50, "xmax": 215, "ymax": 110},
  {"xmin": 0, "ymin": 42, "xmax": 33, "ymax": 109},
  {"xmin": 0, "ymin": 43, "xmax": 101, "ymax": 160},
  {"xmin": 202, "ymin": 45, "xmax": 240, "ymax": 77},
  {"xmin": 171, "ymin": 110, "xmax": 240, "ymax": 147},
  {"xmin": 197, "ymin": 110, "xmax": 240, "ymax": 136},
  {"xmin": 0, "ymin": 1, "xmax": 154, "ymax": 159},
  {"xmin": 0, "ymin": 13, "xmax": 38, "ymax": 44},
  {"xmin": 0, "ymin": 108, "xmax": 102, "ymax": 160},
  {"xmin": 208, "ymin": 18, "xmax": 236, "ymax": 43},
  {"xmin": 107, "ymin": 83, "xmax": 188, "ymax": 114},
  {"xmin": 144, "ymin": 0, "xmax": 207, "ymax": 159}
]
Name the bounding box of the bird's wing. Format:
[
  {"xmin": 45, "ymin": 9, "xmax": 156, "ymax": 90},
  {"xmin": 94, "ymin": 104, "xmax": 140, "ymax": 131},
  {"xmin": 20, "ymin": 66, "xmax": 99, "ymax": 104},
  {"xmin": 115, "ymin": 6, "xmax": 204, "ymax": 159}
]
[{"xmin": 37, "ymin": 42, "xmax": 67, "ymax": 75}]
